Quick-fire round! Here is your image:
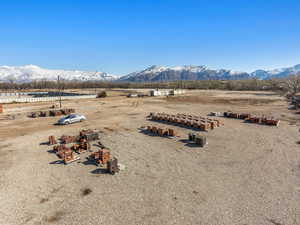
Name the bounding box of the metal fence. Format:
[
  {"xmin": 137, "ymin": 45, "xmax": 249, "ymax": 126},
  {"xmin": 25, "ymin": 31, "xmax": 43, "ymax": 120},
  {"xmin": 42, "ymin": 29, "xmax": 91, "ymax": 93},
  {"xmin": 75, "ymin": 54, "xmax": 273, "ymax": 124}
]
[{"xmin": 0, "ymin": 95, "xmax": 97, "ymax": 103}]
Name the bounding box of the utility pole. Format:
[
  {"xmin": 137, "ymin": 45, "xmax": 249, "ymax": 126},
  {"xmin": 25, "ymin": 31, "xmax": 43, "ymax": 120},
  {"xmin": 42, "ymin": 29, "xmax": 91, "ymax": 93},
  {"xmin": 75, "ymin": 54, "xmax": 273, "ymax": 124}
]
[
  {"xmin": 57, "ymin": 75, "xmax": 62, "ymax": 108},
  {"xmin": 94, "ymin": 71, "xmax": 98, "ymax": 95}
]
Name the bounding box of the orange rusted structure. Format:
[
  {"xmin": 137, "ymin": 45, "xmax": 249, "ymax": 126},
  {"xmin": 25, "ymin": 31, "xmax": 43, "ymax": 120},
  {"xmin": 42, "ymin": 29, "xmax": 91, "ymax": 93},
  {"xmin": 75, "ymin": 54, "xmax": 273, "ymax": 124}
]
[{"xmin": 148, "ymin": 112, "xmax": 224, "ymax": 132}]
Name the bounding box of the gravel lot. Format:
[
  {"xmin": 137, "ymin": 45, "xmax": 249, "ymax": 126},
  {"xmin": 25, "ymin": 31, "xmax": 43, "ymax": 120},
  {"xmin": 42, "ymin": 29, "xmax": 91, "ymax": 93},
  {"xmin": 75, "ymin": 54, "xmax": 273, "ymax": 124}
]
[{"xmin": 0, "ymin": 90, "xmax": 299, "ymax": 225}]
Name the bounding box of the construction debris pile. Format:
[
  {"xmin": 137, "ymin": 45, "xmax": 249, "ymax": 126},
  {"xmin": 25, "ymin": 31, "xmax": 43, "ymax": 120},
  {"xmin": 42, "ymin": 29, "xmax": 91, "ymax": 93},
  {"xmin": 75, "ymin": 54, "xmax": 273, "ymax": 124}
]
[
  {"xmin": 47, "ymin": 129, "xmax": 120, "ymax": 175},
  {"xmin": 30, "ymin": 108, "xmax": 75, "ymax": 118},
  {"xmin": 148, "ymin": 112, "xmax": 224, "ymax": 131},
  {"xmin": 146, "ymin": 125, "xmax": 177, "ymax": 137},
  {"xmin": 224, "ymin": 111, "xmax": 280, "ymax": 126}
]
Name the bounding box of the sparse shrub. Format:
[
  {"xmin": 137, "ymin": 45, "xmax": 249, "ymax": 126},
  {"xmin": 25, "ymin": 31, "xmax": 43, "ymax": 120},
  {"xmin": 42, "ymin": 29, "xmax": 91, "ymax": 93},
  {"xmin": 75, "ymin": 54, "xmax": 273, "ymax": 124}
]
[{"xmin": 96, "ymin": 91, "xmax": 107, "ymax": 98}]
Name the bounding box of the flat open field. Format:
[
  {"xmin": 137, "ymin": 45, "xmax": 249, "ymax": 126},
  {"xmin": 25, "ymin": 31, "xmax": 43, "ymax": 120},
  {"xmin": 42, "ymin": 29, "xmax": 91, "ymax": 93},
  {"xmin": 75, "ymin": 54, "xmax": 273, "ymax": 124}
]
[{"xmin": 0, "ymin": 90, "xmax": 300, "ymax": 225}]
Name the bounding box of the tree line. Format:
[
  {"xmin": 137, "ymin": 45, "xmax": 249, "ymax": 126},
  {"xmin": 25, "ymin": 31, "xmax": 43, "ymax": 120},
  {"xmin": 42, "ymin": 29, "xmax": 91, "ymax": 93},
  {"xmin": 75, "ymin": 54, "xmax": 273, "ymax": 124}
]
[{"xmin": 0, "ymin": 77, "xmax": 297, "ymax": 93}]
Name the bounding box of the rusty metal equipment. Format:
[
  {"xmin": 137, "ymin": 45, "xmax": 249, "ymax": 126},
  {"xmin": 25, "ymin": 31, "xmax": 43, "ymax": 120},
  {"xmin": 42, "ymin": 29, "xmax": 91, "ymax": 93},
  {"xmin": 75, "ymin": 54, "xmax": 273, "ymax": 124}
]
[
  {"xmin": 29, "ymin": 108, "xmax": 75, "ymax": 118},
  {"xmin": 0, "ymin": 104, "xmax": 3, "ymax": 113},
  {"xmin": 168, "ymin": 128, "xmax": 176, "ymax": 136},
  {"xmin": 188, "ymin": 132, "xmax": 196, "ymax": 141},
  {"xmin": 63, "ymin": 150, "xmax": 80, "ymax": 164},
  {"xmin": 48, "ymin": 136, "xmax": 57, "ymax": 145},
  {"xmin": 107, "ymin": 157, "xmax": 119, "ymax": 175},
  {"xmin": 146, "ymin": 125, "xmax": 177, "ymax": 137},
  {"xmin": 53, "ymin": 144, "xmax": 66, "ymax": 153},
  {"xmin": 148, "ymin": 112, "xmax": 224, "ymax": 132},
  {"xmin": 54, "ymin": 145, "xmax": 72, "ymax": 158},
  {"xmin": 195, "ymin": 135, "xmax": 207, "ymax": 147},
  {"xmin": 80, "ymin": 129, "xmax": 99, "ymax": 142},
  {"xmin": 225, "ymin": 111, "xmax": 280, "ymax": 126},
  {"xmin": 60, "ymin": 135, "xmax": 79, "ymax": 144},
  {"xmin": 71, "ymin": 139, "xmax": 91, "ymax": 154},
  {"xmin": 89, "ymin": 149, "xmax": 110, "ymax": 165},
  {"xmin": 188, "ymin": 133, "xmax": 207, "ymax": 147}
]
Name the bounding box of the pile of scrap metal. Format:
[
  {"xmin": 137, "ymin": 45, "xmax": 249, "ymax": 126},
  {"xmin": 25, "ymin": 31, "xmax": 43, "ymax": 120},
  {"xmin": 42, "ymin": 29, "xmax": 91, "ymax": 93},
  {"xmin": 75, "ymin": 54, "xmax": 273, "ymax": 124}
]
[
  {"xmin": 148, "ymin": 112, "xmax": 224, "ymax": 132},
  {"xmin": 61, "ymin": 135, "xmax": 79, "ymax": 144},
  {"xmin": 245, "ymin": 116, "xmax": 280, "ymax": 126},
  {"xmin": 29, "ymin": 108, "xmax": 75, "ymax": 118},
  {"xmin": 53, "ymin": 144, "xmax": 80, "ymax": 164},
  {"xmin": 146, "ymin": 125, "xmax": 177, "ymax": 137},
  {"xmin": 224, "ymin": 111, "xmax": 251, "ymax": 120},
  {"xmin": 71, "ymin": 139, "xmax": 91, "ymax": 154},
  {"xmin": 88, "ymin": 142, "xmax": 120, "ymax": 175},
  {"xmin": 224, "ymin": 111, "xmax": 280, "ymax": 126},
  {"xmin": 48, "ymin": 129, "xmax": 99, "ymax": 164},
  {"xmin": 48, "ymin": 136, "xmax": 57, "ymax": 145},
  {"xmin": 47, "ymin": 129, "xmax": 121, "ymax": 174},
  {"xmin": 188, "ymin": 133, "xmax": 207, "ymax": 147}
]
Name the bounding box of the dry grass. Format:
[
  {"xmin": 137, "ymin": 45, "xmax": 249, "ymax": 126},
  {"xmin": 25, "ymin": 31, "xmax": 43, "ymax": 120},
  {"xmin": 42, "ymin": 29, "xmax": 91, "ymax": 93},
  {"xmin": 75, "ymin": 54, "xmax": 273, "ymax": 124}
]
[{"xmin": 165, "ymin": 96, "xmax": 280, "ymax": 106}]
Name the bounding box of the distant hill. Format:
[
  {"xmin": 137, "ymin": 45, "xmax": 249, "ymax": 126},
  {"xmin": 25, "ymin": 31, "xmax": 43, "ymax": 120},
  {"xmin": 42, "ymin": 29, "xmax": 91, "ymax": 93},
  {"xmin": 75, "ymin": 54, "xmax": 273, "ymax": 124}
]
[
  {"xmin": 119, "ymin": 64, "xmax": 300, "ymax": 82},
  {"xmin": 0, "ymin": 65, "xmax": 116, "ymax": 83},
  {"xmin": 1, "ymin": 64, "xmax": 300, "ymax": 83}
]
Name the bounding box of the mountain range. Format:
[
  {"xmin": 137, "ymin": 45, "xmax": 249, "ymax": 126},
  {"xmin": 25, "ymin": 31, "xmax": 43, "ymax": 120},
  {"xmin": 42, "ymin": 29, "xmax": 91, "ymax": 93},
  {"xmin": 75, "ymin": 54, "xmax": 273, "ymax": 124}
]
[
  {"xmin": 0, "ymin": 64, "xmax": 300, "ymax": 83},
  {"xmin": 120, "ymin": 64, "xmax": 300, "ymax": 82},
  {"xmin": 0, "ymin": 65, "xmax": 115, "ymax": 83}
]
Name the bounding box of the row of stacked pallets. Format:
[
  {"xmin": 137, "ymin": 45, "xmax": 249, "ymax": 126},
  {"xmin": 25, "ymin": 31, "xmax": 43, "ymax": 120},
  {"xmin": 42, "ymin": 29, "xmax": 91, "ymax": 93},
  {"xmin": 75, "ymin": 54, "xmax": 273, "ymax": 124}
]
[
  {"xmin": 224, "ymin": 111, "xmax": 280, "ymax": 126},
  {"xmin": 30, "ymin": 108, "xmax": 75, "ymax": 118},
  {"xmin": 148, "ymin": 112, "xmax": 224, "ymax": 131},
  {"xmin": 146, "ymin": 126, "xmax": 177, "ymax": 137}
]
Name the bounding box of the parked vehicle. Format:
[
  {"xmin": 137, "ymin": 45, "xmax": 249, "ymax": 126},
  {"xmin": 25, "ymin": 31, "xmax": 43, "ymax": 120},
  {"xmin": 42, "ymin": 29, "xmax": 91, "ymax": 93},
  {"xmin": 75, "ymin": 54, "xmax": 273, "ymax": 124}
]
[{"xmin": 57, "ymin": 114, "xmax": 86, "ymax": 125}]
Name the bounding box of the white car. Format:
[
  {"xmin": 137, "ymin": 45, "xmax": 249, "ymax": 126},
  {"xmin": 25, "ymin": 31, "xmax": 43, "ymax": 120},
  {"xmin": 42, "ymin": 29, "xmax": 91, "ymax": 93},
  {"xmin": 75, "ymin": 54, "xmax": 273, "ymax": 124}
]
[{"xmin": 57, "ymin": 114, "xmax": 86, "ymax": 125}]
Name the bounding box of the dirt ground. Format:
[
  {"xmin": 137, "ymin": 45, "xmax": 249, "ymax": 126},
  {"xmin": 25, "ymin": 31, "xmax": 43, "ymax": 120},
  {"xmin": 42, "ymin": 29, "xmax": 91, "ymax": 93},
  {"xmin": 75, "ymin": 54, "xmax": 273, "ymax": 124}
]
[{"xmin": 0, "ymin": 89, "xmax": 299, "ymax": 225}]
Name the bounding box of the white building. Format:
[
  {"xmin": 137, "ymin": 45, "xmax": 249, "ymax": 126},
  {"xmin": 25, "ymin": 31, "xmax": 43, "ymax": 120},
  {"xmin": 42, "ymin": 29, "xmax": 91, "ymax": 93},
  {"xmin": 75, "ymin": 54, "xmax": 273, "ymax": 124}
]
[{"xmin": 149, "ymin": 89, "xmax": 185, "ymax": 96}]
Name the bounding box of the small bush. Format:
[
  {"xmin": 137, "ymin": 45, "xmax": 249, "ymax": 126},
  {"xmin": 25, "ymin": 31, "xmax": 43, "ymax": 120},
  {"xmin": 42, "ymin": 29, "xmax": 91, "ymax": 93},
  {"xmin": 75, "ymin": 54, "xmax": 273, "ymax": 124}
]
[{"xmin": 97, "ymin": 91, "xmax": 107, "ymax": 98}]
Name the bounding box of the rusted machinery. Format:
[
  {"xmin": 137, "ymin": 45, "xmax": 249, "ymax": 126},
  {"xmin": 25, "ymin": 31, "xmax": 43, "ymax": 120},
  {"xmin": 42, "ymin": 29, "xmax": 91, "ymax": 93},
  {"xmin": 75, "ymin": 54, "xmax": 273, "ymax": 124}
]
[
  {"xmin": 188, "ymin": 133, "xmax": 207, "ymax": 147},
  {"xmin": 48, "ymin": 136, "xmax": 57, "ymax": 145},
  {"xmin": 61, "ymin": 135, "xmax": 78, "ymax": 144},
  {"xmin": 245, "ymin": 116, "xmax": 280, "ymax": 126},
  {"xmin": 224, "ymin": 111, "xmax": 280, "ymax": 126},
  {"xmin": 47, "ymin": 129, "xmax": 120, "ymax": 174},
  {"xmin": 63, "ymin": 150, "xmax": 80, "ymax": 164},
  {"xmin": 0, "ymin": 104, "xmax": 3, "ymax": 113},
  {"xmin": 79, "ymin": 129, "xmax": 99, "ymax": 142},
  {"xmin": 146, "ymin": 126, "xmax": 177, "ymax": 137},
  {"xmin": 148, "ymin": 112, "xmax": 224, "ymax": 132},
  {"xmin": 71, "ymin": 139, "xmax": 91, "ymax": 154},
  {"xmin": 224, "ymin": 111, "xmax": 251, "ymax": 119},
  {"xmin": 107, "ymin": 157, "xmax": 119, "ymax": 175},
  {"xmin": 88, "ymin": 149, "xmax": 120, "ymax": 175},
  {"xmin": 89, "ymin": 149, "xmax": 110, "ymax": 165},
  {"xmin": 53, "ymin": 144, "xmax": 72, "ymax": 158}
]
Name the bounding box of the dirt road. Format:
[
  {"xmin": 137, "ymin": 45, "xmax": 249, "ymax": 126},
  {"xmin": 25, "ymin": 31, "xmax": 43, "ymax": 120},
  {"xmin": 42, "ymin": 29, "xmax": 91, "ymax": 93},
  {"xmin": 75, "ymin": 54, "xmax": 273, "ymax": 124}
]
[{"xmin": 0, "ymin": 90, "xmax": 299, "ymax": 225}]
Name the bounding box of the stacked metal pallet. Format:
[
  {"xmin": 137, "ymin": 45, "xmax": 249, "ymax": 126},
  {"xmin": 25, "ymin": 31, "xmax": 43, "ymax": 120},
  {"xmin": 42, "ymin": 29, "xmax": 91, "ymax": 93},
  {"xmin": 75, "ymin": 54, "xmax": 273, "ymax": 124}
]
[
  {"xmin": 224, "ymin": 111, "xmax": 280, "ymax": 126},
  {"xmin": 29, "ymin": 108, "xmax": 75, "ymax": 118},
  {"xmin": 146, "ymin": 126, "xmax": 177, "ymax": 137},
  {"xmin": 148, "ymin": 112, "xmax": 224, "ymax": 131}
]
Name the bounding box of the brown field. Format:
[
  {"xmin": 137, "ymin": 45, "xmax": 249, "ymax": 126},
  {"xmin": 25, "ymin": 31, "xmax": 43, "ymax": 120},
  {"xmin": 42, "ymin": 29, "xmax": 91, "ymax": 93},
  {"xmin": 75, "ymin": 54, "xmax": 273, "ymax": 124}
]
[{"xmin": 0, "ymin": 89, "xmax": 300, "ymax": 225}]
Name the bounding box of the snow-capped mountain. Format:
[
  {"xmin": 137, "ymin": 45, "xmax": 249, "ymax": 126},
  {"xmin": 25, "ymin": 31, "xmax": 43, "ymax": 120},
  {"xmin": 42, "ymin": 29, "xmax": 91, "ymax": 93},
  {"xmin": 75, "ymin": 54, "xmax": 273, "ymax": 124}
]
[
  {"xmin": 0, "ymin": 65, "xmax": 116, "ymax": 83},
  {"xmin": 119, "ymin": 65, "xmax": 250, "ymax": 82},
  {"xmin": 1, "ymin": 64, "xmax": 300, "ymax": 83},
  {"xmin": 251, "ymin": 64, "xmax": 300, "ymax": 79},
  {"xmin": 119, "ymin": 64, "xmax": 300, "ymax": 82}
]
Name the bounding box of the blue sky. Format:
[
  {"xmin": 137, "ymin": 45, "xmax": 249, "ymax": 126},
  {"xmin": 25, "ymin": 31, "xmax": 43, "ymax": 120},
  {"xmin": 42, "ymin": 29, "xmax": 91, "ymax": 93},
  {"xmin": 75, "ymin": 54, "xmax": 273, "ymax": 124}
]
[{"xmin": 1, "ymin": 0, "xmax": 300, "ymax": 75}]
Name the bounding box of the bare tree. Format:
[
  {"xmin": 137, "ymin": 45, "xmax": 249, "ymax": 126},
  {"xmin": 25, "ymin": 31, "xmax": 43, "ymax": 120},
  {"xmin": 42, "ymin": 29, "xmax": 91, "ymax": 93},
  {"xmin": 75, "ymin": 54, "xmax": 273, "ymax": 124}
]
[
  {"xmin": 282, "ymin": 75, "xmax": 300, "ymax": 109},
  {"xmin": 282, "ymin": 75, "xmax": 300, "ymax": 95}
]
